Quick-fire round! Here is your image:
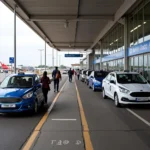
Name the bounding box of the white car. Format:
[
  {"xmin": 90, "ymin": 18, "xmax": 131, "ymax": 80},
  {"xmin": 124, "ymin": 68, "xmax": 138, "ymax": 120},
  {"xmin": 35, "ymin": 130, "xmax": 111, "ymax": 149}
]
[{"xmin": 102, "ymin": 71, "xmax": 150, "ymax": 107}]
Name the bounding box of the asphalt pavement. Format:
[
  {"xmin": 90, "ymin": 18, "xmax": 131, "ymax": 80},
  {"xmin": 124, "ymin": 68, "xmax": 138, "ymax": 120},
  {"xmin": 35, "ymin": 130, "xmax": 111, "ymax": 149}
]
[
  {"xmin": 76, "ymin": 79, "xmax": 150, "ymax": 150},
  {"xmin": 1, "ymin": 75, "xmax": 150, "ymax": 150},
  {"xmin": 0, "ymin": 76, "xmax": 67, "ymax": 150}
]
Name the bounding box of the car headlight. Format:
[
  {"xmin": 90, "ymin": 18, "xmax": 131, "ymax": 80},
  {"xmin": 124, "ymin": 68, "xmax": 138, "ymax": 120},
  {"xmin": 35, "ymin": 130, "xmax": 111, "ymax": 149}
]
[
  {"xmin": 119, "ymin": 86, "xmax": 130, "ymax": 94},
  {"xmin": 22, "ymin": 91, "xmax": 33, "ymax": 99}
]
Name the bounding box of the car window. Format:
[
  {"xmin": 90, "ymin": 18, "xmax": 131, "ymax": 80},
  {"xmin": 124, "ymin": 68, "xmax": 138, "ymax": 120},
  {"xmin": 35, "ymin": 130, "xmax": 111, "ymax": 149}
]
[
  {"xmin": 35, "ymin": 76, "xmax": 40, "ymax": 84},
  {"xmin": 88, "ymin": 71, "xmax": 92, "ymax": 76},
  {"xmin": 94, "ymin": 71, "xmax": 108, "ymax": 78},
  {"xmin": 110, "ymin": 74, "xmax": 116, "ymax": 81},
  {"xmin": 117, "ymin": 73, "xmax": 147, "ymax": 84},
  {"xmin": 106, "ymin": 74, "xmax": 111, "ymax": 81},
  {"xmin": 0, "ymin": 76, "xmax": 33, "ymax": 88}
]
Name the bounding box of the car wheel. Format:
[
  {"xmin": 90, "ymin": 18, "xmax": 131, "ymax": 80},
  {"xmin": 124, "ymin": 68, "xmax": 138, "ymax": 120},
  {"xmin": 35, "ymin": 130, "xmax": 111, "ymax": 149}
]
[
  {"xmin": 114, "ymin": 94, "xmax": 120, "ymax": 107},
  {"xmin": 102, "ymin": 88, "xmax": 107, "ymax": 99},
  {"xmin": 33, "ymin": 100, "xmax": 38, "ymax": 113},
  {"xmin": 93, "ymin": 84, "xmax": 96, "ymax": 91}
]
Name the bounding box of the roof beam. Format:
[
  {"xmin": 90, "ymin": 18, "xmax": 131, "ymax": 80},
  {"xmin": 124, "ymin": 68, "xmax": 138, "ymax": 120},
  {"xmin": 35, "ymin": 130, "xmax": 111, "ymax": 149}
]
[
  {"xmin": 88, "ymin": 0, "xmax": 139, "ymax": 50},
  {"xmin": 29, "ymin": 15, "xmax": 114, "ymax": 22}
]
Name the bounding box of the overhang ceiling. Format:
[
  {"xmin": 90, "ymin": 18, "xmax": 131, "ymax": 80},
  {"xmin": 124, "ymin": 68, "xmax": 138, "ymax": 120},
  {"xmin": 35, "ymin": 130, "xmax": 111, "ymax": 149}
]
[{"xmin": 2, "ymin": 0, "xmax": 138, "ymax": 51}]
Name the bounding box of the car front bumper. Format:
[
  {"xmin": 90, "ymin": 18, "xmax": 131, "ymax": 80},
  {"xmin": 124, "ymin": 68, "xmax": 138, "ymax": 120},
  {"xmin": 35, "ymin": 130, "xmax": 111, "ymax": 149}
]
[
  {"xmin": 118, "ymin": 93, "xmax": 150, "ymax": 104},
  {"xmin": 0, "ymin": 99, "xmax": 35, "ymax": 113}
]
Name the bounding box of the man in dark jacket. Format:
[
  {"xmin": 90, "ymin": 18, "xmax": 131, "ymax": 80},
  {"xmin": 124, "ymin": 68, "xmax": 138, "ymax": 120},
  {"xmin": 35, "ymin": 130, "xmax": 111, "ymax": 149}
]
[
  {"xmin": 52, "ymin": 67, "xmax": 61, "ymax": 92},
  {"xmin": 68, "ymin": 68, "xmax": 73, "ymax": 82}
]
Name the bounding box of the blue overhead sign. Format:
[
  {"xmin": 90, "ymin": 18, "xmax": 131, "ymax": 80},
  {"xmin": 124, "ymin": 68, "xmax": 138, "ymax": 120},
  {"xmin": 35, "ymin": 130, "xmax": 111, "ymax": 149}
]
[
  {"xmin": 9, "ymin": 57, "xmax": 14, "ymax": 64},
  {"xmin": 128, "ymin": 40, "xmax": 150, "ymax": 56},
  {"xmin": 102, "ymin": 50, "xmax": 124, "ymax": 62},
  {"xmin": 65, "ymin": 54, "xmax": 83, "ymax": 57}
]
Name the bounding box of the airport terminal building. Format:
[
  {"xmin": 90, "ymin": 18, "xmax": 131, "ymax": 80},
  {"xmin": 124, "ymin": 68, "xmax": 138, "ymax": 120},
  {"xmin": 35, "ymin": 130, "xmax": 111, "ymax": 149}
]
[{"xmin": 91, "ymin": 0, "xmax": 150, "ymax": 81}]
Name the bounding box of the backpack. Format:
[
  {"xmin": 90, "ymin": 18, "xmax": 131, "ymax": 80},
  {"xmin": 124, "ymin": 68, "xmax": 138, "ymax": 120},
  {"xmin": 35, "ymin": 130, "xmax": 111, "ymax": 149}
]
[{"xmin": 55, "ymin": 71, "xmax": 61, "ymax": 79}]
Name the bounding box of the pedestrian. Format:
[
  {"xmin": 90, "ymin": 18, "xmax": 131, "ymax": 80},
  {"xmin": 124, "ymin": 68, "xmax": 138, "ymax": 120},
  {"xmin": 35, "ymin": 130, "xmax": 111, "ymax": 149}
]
[
  {"xmin": 76, "ymin": 69, "xmax": 80, "ymax": 80},
  {"xmin": 52, "ymin": 67, "xmax": 62, "ymax": 92},
  {"xmin": 41, "ymin": 71, "xmax": 51, "ymax": 104},
  {"xmin": 68, "ymin": 68, "xmax": 73, "ymax": 82}
]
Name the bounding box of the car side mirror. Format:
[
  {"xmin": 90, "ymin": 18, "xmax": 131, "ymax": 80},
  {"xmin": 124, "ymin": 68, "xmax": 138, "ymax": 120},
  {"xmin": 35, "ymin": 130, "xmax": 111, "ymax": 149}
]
[
  {"xmin": 110, "ymin": 80, "xmax": 116, "ymax": 84},
  {"xmin": 91, "ymin": 76, "xmax": 94, "ymax": 78}
]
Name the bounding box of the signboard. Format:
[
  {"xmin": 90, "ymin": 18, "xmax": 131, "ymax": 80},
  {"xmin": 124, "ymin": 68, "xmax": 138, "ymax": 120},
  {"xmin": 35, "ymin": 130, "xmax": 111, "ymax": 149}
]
[
  {"xmin": 65, "ymin": 54, "xmax": 83, "ymax": 57},
  {"xmin": 128, "ymin": 40, "xmax": 150, "ymax": 56},
  {"xmin": 9, "ymin": 57, "xmax": 14, "ymax": 64},
  {"xmin": 102, "ymin": 50, "xmax": 124, "ymax": 62}
]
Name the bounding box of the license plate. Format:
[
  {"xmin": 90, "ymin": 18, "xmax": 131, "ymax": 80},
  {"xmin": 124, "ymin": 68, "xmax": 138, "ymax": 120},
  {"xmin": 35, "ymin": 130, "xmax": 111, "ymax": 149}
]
[
  {"xmin": 1, "ymin": 104, "xmax": 16, "ymax": 108},
  {"xmin": 136, "ymin": 98, "xmax": 147, "ymax": 101}
]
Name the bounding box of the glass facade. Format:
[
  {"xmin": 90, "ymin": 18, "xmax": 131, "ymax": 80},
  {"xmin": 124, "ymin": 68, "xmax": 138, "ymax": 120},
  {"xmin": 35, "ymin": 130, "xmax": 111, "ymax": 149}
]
[
  {"xmin": 93, "ymin": 0, "xmax": 150, "ymax": 81},
  {"xmin": 100, "ymin": 23, "xmax": 124, "ymax": 71},
  {"xmin": 128, "ymin": 0, "xmax": 150, "ymax": 80}
]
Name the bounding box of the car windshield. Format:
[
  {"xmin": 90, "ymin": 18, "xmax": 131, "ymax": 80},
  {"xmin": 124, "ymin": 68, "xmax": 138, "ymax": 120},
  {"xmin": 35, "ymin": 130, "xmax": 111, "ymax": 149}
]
[
  {"xmin": 95, "ymin": 71, "xmax": 108, "ymax": 78},
  {"xmin": 88, "ymin": 71, "xmax": 92, "ymax": 76},
  {"xmin": 83, "ymin": 71, "xmax": 87, "ymax": 74},
  {"xmin": 0, "ymin": 75, "xmax": 33, "ymax": 88},
  {"xmin": 117, "ymin": 73, "xmax": 147, "ymax": 84}
]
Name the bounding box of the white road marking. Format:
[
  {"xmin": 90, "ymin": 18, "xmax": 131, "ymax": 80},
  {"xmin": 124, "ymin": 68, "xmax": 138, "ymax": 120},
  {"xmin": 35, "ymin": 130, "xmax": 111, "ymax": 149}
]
[
  {"xmin": 126, "ymin": 108, "xmax": 150, "ymax": 127},
  {"xmin": 51, "ymin": 119, "xmax": 77, "ymax": 121}
]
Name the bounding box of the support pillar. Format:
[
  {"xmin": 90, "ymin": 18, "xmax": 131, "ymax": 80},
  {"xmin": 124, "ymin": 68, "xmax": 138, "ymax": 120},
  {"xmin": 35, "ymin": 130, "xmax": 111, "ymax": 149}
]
[
  {"xmin": 124, "ymin": 16, "xmax": 129, "ymax": 70},
  {"xmin": 45, "ymin": 39, "xmax": 46, "ymax": 71},
  {"xmin": 52, "ymin": 48, "xmax": 54, "ymax": 67},
  {"xmin": 14, "ymin": 5, "xmax": 16, "ymax": 73}
]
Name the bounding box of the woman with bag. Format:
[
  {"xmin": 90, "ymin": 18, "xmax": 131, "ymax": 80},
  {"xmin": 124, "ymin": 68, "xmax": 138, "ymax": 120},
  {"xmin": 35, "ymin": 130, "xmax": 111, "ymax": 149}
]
[{"xmin": 41, "ymin": 71, "xmax": 51, "ymax": 104}]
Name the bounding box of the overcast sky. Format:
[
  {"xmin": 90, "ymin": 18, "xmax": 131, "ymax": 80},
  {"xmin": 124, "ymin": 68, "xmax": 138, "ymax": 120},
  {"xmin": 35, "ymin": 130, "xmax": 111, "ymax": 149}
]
[{"xmin": 0, "ymin": 2, "xmax": 85, "ymax": 67}]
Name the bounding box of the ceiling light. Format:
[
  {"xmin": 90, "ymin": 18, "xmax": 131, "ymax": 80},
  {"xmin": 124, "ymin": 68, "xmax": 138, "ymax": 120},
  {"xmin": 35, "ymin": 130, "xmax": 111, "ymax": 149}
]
[
  {"xmin": 144, "ymin": 22, "xmax": 147, "ymax": 24},
  {"xmin": 137, "ymin": 25, "xmax": 141, "ymax": 28}
]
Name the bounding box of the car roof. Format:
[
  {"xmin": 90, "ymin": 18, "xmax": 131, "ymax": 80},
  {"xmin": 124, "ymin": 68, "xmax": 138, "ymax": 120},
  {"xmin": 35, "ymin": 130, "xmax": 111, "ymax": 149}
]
[
  {"xmin": 9, "ymin": 72, "xmax": 36, "ymax": 77},
  {"xmin": 111, "ymin": 71, "xmax": 139, "ymax": 75}
]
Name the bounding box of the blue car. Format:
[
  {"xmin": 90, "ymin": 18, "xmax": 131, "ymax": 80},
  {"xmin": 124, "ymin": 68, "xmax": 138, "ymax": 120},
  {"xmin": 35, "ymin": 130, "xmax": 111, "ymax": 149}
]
[
  {"xmin": 88, "ymin": 71, "xmax": 108, "ymax": 91},
  {"xmin": 0, "ymin": 72, "xmax": 44, "ymax": 114}
]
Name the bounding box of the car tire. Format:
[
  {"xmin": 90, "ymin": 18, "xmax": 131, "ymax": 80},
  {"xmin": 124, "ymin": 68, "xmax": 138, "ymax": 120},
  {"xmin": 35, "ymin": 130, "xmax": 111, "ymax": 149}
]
[
  {"xmin": 114, "ymin": 93, "xmax": 120, "ymax": 107},
  {"xmin": 93, "ymin": 84, "xmax": 96, "ymax": 92},
  {"xmin": 102, "ymin": 88, "xmax": 107, "ymax": 99},
  {"xmin": 33, "ymin": 100, "xmax": 38, "ymax": 114}
]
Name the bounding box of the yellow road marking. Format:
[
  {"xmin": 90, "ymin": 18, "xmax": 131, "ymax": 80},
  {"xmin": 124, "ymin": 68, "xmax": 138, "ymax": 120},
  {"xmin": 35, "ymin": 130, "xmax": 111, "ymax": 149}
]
[
  {"xmin": 22, "ymin": 80, "xmax": 67, "ymax": 150},
  {"xmin": 75, "ymin": 81, "xmax": 93, "ymax": 150}
]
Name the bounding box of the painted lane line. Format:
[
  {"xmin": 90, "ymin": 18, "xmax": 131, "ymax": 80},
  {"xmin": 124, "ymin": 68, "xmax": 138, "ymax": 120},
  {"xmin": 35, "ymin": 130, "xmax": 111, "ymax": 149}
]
[
  {"xmin": 126, "ymin": 108, "xmax": 150, "ymax": 127},
  {"xmin": 22, "ymin": 80, "xmax": 67, "ymax": 150},
  {"xmin": 51, "ymin": 119, "xmax": 77, "ymax": 121},
  {"xmin": 75, "ymin": 81, "xmax": 93, "ymax": 150}
]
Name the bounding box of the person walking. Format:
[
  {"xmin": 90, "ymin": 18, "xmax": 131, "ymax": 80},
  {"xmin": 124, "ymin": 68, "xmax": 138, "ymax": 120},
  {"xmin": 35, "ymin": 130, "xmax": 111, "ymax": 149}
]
[
  {"xmin": 52, "ymin": 67, "xmax": 62, "ymax": 92},
  {"xmin": 68, "ymin": 68, "xmax": 73, "ymax": 82},
  {"xmin": 76, "ymin": 69, "xmax": 80, "ymax": 80},
  {"xmin": 41, "ymin": 71, "xmax": 51, "ymax": 104}
]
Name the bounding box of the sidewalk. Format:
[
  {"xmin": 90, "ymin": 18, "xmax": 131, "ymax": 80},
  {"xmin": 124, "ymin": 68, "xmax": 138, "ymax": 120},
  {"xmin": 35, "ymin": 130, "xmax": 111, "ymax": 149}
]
[{"xmin": 31, "ymin": 80, "xmax": 85, "ymax": 150}]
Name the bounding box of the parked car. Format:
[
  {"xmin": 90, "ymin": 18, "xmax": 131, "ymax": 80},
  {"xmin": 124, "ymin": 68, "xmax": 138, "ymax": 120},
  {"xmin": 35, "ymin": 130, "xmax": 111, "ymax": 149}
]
[
  {"xmin": 0, "ymin": 72, "xmax": 44, "ymax": 114},
  {"xmin": 89, "ymin": 70, "xmax": 108, "ymax": 91},
  {"xmin": 0, "ymin": 69, "xmax": 3, "ymax": 73},
  {"xmin": 80, "ymin": 70, "xmax": 87, "ymax": 82},
  {"xmin": 102, "ymin": 71, "xmax": 150, "ymax": 107},
  {"xmin": 62, "ymin": 69, "xmax": 68, "ymax": 74},
  {"xmin": 85, "ymin": 70, "xmax": 92, "ymax": 85}
]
